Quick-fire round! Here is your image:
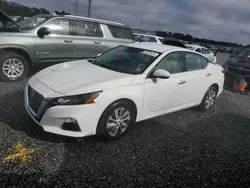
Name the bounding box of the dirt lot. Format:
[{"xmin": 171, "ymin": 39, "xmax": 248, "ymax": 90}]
[{"xmin": 0, "ymin": 53, "xmax": 250, "ymax": 187}]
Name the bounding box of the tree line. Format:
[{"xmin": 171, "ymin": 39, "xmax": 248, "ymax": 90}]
[
  {"xmin": 0, "ymin": 0, "xmax": 70, "ymax": 16},
  {"xmin": 155, "ymin": 31, "xmax": 245, "ymax": 48}
]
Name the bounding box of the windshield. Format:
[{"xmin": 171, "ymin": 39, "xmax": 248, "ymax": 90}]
[
  {"xmin": 237, "ymin": 50, "xmax": 250, "ymax": 59},
  {"xmin": 92, "ymin": 46, "xmax": 161, "ymax": 74},
  {"xmin": 235, "ymin": 49, "xmax": 246, "ymax": 56},
  {"xmin": 17, "ymin": 15, "xmax": 51, "ymax": 30}
]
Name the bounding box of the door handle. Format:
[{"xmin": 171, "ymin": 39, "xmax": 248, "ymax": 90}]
[
  {"xmin": 94, "ymin": 41, "xmax": 101, "ymax": 44},
  {"xmin": 64, "ymin": 40, "xmax": 73, "ymax": 43},
  {"xmin": 178, "ymin": 80, "xmax": 186, "ymax": 85},
  {"xmin": 206, "ymin": 73, "xmax": 212, "ymax": 76}
]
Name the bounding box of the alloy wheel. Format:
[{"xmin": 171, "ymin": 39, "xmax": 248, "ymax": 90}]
[
  {"xmin": 2, "ymin": 58, "xmax": 24, "ymax": 79},
  {"xmin": 205, "ymin": 89, "xmax": 216, "ymax": 108},
  {"xmin": 106, "ymin": 107, "xmax": 131, "ymax": 137}
]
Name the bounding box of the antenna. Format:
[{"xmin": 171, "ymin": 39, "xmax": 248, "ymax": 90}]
[
  {"xmin": 74, "ymin": 0, "xmax": 78, "ymax": 15},
  {"xmin": 88, "ymin": 0, "xmax": 92, "ymax": 17}
]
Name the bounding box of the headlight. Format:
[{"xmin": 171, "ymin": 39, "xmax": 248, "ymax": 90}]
[{"xmin": 53, "ymin": 91, "xmax": 102, "ymax": 105}]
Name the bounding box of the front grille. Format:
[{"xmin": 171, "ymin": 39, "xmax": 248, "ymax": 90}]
[
  {"xmin": 227, "ymin": 66, "xmax": 250, "ymax": 76},
  {"xmin": 28, "ymin": 86, "xmax": 44, "ymax": 114}
]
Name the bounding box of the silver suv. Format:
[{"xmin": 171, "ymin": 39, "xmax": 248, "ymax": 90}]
[{"xmin": 0, "ymin": 10, "xmax": 134, "ymax": 82}]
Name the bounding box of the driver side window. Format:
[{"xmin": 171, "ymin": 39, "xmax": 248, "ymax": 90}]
[
  {"xmin": 44, "ymin": 19, "xmax": 70, "ymax": 35},
  {"xmin": 155, "ymin": 52, "xmax": 183, "ymax": 74}
]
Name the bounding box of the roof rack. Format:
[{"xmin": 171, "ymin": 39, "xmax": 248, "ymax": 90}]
[{"xmin": 63, "ymin": 15, "xmax": 124, "ymax": 26}]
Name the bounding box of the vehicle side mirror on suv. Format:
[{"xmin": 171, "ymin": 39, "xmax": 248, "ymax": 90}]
[
  {"xmin": 152, "ymin": 69, "xmax": 170, "ymax": 79},
  {"xmin": 37, "ymin": 27, "xmax": 51, "ymax": 38}
]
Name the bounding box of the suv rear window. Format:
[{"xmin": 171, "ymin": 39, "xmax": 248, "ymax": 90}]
[{"xmin": 107, "ymin": 25, "xmax": 133, "ymax": 40}]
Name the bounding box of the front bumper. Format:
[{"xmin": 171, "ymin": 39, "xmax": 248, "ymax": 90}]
[{"xmin": 24, "ymin": 84, "xmax": 103, "ymax": 138}]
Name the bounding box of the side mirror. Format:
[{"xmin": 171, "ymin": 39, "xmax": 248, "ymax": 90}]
[
  {"xmin": 152, "ymin": 69, "xmax": 170, "ymax": 79},
  {"xmin": 37, "ymin": 27, "xmax": 50, "ymax": 38}
]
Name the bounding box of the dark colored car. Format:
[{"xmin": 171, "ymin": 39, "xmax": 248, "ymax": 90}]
[
  {"xmin": 223, "ymin": 50, "xmax": 250, "ymax": 84},
  {"xmin": 229, "ymin": 48, "xmax": 246, "ymax": 59}
]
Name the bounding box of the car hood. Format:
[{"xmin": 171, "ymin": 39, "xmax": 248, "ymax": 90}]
[
  {"xmin": 0, "ymin": 9, "xmax": 21, "ymax": 32},
  {"xmin": 35, "ymin": 60, "xmax": 136, "ymax": 95}
]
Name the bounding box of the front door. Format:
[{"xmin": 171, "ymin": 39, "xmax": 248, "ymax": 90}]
[
  {"xmin": 144, "ymin": 51, "xmax": 188, "ymax": 112},
  {"xmin": 34, "ymin": 18, "xmax": 76, "ymax": 62}
]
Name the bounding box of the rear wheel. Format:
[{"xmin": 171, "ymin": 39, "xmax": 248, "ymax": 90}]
[
  {"xmin": 0, "ymin": 52, "xmax": 29, "ymax": 82},
  {"xmin": 197, "ymin": 86, "xmax": 218, "ymax": 111},
  {"xmin": 97, "ymin": 101, "xmax": 136, "ymax": 141}
]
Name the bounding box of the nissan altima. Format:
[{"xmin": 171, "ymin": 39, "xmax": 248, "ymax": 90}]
[{"xmin": 25, "ymin": 43, "xmax": 225, "ymax": 140}]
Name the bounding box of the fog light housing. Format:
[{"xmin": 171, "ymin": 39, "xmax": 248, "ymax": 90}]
[{"xmin": 62, "ymin": 118, "xmax": 81, "ymax": 132}]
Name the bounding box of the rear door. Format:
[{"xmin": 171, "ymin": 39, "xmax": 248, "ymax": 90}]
[
  {"xmin": 69, "ymin": 19, "xmax": 107, "ymax": 59},
  {"xmin": 183, "ymin": 52, "xmax": 213, "ymax": 103},
  {"xmin": 34, "ymin": 18, "xmax": 76, "ymax": 62}
]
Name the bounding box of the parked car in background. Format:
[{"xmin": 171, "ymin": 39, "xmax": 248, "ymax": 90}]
[
  {"xmin": 133, "ymin": 33, "xmax": 164, "ymax": 44},
  {"xmin": 185, "ymin": 44, "xmax": 217, "ymax": 63},
  {"xmin": 25, "ymin": 43, "xmax": 225, "ymax": 140},
  {"xmin": 223, "ymin": 49, "xmax": 250, "ymax": 84},
  {"xmin": 0, "ymin": 9, "xmax": 134, "ymax": 82}
]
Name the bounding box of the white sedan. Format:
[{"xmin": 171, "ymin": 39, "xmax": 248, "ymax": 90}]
[
  {"xmin": 25, "ymin": 43, "xmax": 225, "ymax": 140},
  {"xmin": 133, "ymin": 33, "xmax": 164, "ymax": 44},
  {"xmin": 186, "ymin": 44, "xmax": 217, "ymax": 63}
]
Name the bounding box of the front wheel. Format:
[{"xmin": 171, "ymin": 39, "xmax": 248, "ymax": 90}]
[
  {"xmin": 97, "ymin": 101, "xmax": 136, "ymax": 141},
  {"xmin": 0, "ymin": 52, "xmax": 29, "ymax": 82},
  {"xmin": 197, "ymin": 86, "xmax": 218, "ymax": 111}
]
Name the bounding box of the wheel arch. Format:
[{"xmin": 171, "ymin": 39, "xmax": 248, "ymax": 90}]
[
  {"xmin": 0, "ymin": 47, "xmax": 33, "ymax": 67},
  {"xmin": 210, "ymin": 83, "xmax": 219, "ymax": 95},
  {"xmin": 96, "ymin": 98, "xmax": 138, "ymax": 134}
]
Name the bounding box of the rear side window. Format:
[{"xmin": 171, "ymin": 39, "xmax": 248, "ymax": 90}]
[
  {"xmin": 195, "ymin": 48, "xmax": 201, "ymax": 53},
  {"xmin": 184, "ymin": 52, "xmax": 208, "ymax": 71},
  {"xmin": 201, "ymin": 48, "xmax": 211, "ymax": 54},
  {"xmin": 158, "ymin": 38, "xmax": 164, "ymax": 44},
  {"xmin": 107, "ymin": 25, "xmax": 133, "ymax": 40},
  {"xmin": 44, "ymin": 19, "xmax": 70, "ymax": 35},
  {"xmin": 70, "ymin": 20, "xmax": 103, "ymax": 37}
]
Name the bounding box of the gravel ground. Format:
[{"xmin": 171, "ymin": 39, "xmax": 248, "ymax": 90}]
[{"xmin": 0, "ymin": 53, "xmax": 250, "ymax": 187}]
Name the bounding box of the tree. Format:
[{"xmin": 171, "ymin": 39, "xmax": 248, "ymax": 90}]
[{"xmin": 0, "ymin": 0, "xmax": 50, "ymax": 16}]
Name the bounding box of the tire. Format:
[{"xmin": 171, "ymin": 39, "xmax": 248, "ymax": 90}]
[
  {"xmin": 0, "ymin": 52, "xmax": 29, "ymax": 82},
  {"xmin": 97, "ymin": 100, "xmax": 136, "ymax": 141},
  {"xmin": 197, "ymin": 86, "xmax": 218, "ymax": 111}
]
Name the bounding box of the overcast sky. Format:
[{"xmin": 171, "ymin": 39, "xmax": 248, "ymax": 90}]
[{"xmin": 9, "ymin": 0, "xmax": 250, "ymax": 45}]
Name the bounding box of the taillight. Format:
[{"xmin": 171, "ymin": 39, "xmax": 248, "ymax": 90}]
[{"xmin": 222, "ymin": 69, "xmax": 227, "ymax": 74}]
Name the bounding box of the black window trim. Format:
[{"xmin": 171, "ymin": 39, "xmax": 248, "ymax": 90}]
[{"xmin": 68, "ymin": 18, "xmax": 104, "ymax": 38}]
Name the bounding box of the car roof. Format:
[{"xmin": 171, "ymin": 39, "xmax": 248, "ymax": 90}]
[
  {"xmin": 133, "ymin": 33, "xmax": 163, "ymax": 39},
  {"xmin": 124, "ymin": 43, "xmax": 186, "ymax": 53}
]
